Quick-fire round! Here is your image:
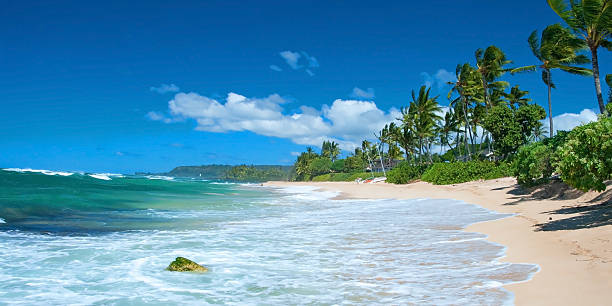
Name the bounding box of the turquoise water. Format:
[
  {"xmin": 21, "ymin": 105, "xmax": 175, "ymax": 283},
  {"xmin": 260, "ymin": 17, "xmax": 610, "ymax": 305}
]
[{"xmin": 0, "ymin": 169, "xmax": 538, "ymax": 305}]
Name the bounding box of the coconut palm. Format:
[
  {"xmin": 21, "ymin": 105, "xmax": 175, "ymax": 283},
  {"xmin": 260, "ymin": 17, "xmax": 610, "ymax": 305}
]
[
  {"xmin": 532, "ymin": 121, "xmax": 549, "ymax": 142},
  {"xmin": 439, "ymin": 110, "xmax": 461, "ymax": 152},
  {"xmin": 392, "ymin": 124, "xmax": 417, "ymax": 162},
  {"xmin": 548, "ymin": 0, "xmax": 612, "ymax": 114},
  {"xmin": 406, "ymin": 86, "xmax": 442, "ymax": 163},
  {"xmin": 503, "ymin": 85, "xmax": 532, "ymax": 109},
  {"xmin": 448, "ymin": 63, "xmax": 482, "ymax": 160},
  {"xmin": 512, "ymin": 24, "xmax": 592, "ymax": 137},
  {"xmin": 474, "ymin": 46, "xmax": 512, "ymax": 108}
]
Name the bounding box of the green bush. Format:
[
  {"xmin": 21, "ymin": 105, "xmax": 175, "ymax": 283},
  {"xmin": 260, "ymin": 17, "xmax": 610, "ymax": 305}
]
[
  {"xmin": 513, "ymin": 143, "xmax": 554, "ymax": 186},
  {"xmin": 307, "ymin": 157, "xmax": 332, "ymax": 176},
  {"xmin": 556, "ymin": 117, "xmax": 612, "ymax": 192},
  {"xmin": 311, "ymin": 172, "xmax": 383, "ymax": 182},
  {"xmin": 512, "ymin": 131, "xmax": 569, "ymax": 187},
  {"xmin": 331, "ymin": 159, "xmax": 345, "ymax": 172},
  {"xmin": 421, "ymin": 161, "xmax": 513, "ymax": 185},
  {"xmin": 386, "ymin": 162, "xmax": 429, "ymax": 184}
]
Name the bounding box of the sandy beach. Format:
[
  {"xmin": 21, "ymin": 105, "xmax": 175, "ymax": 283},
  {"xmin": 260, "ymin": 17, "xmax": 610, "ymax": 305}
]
[{"xmin": 265, "ymin": 178, "xmax": 612, "ymax": 305}]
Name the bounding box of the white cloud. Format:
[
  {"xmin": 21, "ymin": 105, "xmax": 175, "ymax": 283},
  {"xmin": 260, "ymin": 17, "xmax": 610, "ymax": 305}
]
[
  {"xmin": 290, "ymin": 151, "xmax": 301, "ymax": 156},
  {"xmin": 350, "ymin": 87, "xmax": 375, "ymax": 99},
  {"xmin": 277, "ymin": 50, "xmax": 319, "ymax": 75},
  {"xmin": 543, "ymin": 109, "xmax": 598, "ymax": 134},
  {"xmin": 150, "ymin": 83, "xmax": 180, "ymax": 94},
  {"xmin": 151, "ymin": 92, "xmax": 400, "ymax": 150},
  {"xmin": 279, "ymin": 51, "xmax": 302, "ymax": 69},
  {"xmin": 301, "ymin": 51, "xmax": 319, "ymax": 68},
  {"xmin": 421, "ymin": 69, "xmax": 456, "ymax": 90},
  {"xmin": 146, "ymin": 111, "xmax": 175, "ymax": 123}
]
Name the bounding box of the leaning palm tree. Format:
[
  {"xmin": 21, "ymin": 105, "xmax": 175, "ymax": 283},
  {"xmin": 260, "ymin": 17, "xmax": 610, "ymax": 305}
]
[
  {"xmin": 439, "ymin": 111, "xmax": 460, "ymax": 152},
  {"xmin": 512, "ymin": 24, "xmax": 592, "ymax": 137},
  {"xmin": 548, "ymin": 0, "xmax": 612, "ymax": 114},
  {"xmin": 474, "ymin": 46, "xmax": 512, "ymax": 109},
  {"xmin": 448, "ymin": 63, "xmax": 482, "ymax": 160}
]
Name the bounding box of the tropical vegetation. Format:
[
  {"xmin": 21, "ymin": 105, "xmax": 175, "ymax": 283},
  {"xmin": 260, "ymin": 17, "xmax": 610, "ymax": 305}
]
[{"xmin": 290, "ymin": 1, "xmax": 611, "ymax": 193}]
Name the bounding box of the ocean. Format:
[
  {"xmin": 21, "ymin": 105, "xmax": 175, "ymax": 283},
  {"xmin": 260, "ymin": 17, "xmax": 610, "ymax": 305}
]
[{"xmin": 0, "ymin": 168, "xmax": 538, "ymax": 305}]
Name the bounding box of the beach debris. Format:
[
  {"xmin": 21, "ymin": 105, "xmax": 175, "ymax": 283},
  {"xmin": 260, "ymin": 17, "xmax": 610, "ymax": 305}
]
[{"xmin": 166, "ymin": 257, "xmax": 208, "ymax": 272}]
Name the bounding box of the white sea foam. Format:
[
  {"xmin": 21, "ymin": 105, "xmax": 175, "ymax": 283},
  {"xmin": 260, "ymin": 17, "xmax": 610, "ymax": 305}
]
[
  {"xmin": 0, "ymin": 218, "xmax": 5, "ymax": 224},
  {"xmin": 271, "ymin": 185, "xmax": 339, "ymax": 202},
  {"xmin": 209, "ymin": 182, "xmax": 235, "ymax": 185},
  {"xmin": 145, "ymin": 175, "xmax": 175, "ymax": 181},
  {"xmin": 0, "ymin": 187, "xmax": 538, "ymax": 305},
  {"xmin": 88, "ymin": 174, "xmax": 112, "ymax": 181},
  {"xmin": 3, "ymin": 168, "xmax": 74, "ymax": 176}
]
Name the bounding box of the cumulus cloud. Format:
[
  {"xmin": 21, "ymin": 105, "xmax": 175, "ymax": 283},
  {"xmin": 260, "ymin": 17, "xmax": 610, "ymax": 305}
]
[
  {"xmin": 350, "ymin": 87, "xmax": 375, "ymax": 99},
  {"xmin": 150, "ymin": 92, "xmax": 400, "ymax": 150},
  {"xmin": 543, "ymin": 109, "xmax": 598, "ymax": 134},
  {"xmin": 269, "ymin": 65, "xmax": 282, "ymax": 72},
  {"xmin": 150, "ymin": 83, "xmax": 180, "ymax": 94},
  {"xmin": 421, "ymin": 69, "xmax": 456, "ymax": 90}
]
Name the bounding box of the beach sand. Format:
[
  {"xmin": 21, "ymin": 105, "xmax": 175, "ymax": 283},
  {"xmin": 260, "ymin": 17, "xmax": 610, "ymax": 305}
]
[{"xmin": 264, "ymin": 178, "xmax": 612, "ymax": 305}]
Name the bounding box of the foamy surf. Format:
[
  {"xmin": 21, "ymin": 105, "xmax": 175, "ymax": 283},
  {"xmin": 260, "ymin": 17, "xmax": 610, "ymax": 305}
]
[
  {"xmin": 3, "ymin": 168, "xmax": 74, "ymax": 176},
  {"xmin": 88, "ymin": 174, "xmax": 112, "ymax": 180},
  {"xmin": 0, "ymin": 173, "xmax": 537, "ymax": 305}
]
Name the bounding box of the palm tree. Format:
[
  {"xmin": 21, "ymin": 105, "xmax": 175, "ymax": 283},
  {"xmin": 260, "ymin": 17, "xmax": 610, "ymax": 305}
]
[
  {"xmin": 329, "ymin": 141, "xmax": 340, "ymax": 161},
  {"xmin": 439, "ymin": 110, "xmax": 460, "ymax": 152},
  {"xmin": 448, "ymin": 63, "xmax": 482, "ymax": 160},
  {"xmin": 393, "ymin": 124, "xmax": 417, "ymax": 162},
  {"xmin": 532, "ymin": 122, "xmax": 549, "ymax": 142},
  {"xmin": 407, "ymin": 86, "xmax": 442, "ymax": 163},
  {"xmin": 548, "ymin": 0, "xmax": 612, "ymax": 114},
  {"xmin": 503, "ymin": 85, "xmax": 532, "ymax": 109},
  {"xmin": 474, "ymin": 46, "xmax": 512, "ymax": 109},
  {"xmin": 512, "ymin": 24, "xmax": 592, "ymax": 137}
]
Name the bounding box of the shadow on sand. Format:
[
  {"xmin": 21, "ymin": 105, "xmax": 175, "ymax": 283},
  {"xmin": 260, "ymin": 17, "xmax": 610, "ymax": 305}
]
[{"xmin": 500, "ymin": 180, "xmax": 612, "ymax": 231}]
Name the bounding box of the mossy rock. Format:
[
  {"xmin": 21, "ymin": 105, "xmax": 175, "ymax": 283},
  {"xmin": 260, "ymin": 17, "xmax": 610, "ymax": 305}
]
[{"xmin": 166, "ymin": 257, "xmax": 208, "ymax": 272}]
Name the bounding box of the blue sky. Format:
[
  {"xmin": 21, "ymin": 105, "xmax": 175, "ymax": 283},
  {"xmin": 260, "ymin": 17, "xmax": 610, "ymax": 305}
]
[{"xmin": 1, "ymin": 0, "xmax": 610, "ymax": 173}]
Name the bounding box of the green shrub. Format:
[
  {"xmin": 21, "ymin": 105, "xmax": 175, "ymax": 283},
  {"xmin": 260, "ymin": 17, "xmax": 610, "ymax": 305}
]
[
  {"xmin": 556, "ymin": 117, "xmax": 612, "ymax": 192},
  {"xmin": 512, "ymin": 131, "xmax": 570, "ymax": 187},
  {"xmin": 308, "ymin": 157, "xmax": 332, "ymax": 176},
  {"xmin": 311, "ymin": 172, "xmax": 383, "ymax": 182},
  {"xmin": 513, "ymin": 143, "xmax": 554, "ymax": 186},
  {"xmin": 421, "ymin": 161, "xmax": 513, "ymax": 185},
  {"xmin": 386, "ymin": 162, "xmax": 429, "ymax": 184},
  {"xmin": 331, "ymin": 159, "xmax": 345, "ymax": 172}
]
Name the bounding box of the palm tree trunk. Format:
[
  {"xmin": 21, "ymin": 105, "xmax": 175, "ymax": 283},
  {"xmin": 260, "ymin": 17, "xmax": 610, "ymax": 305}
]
[
  {"xmin": 591, "ymin": 47, "xmax": 606, "ymax": 114},
  {"xmin": 547, "ymin": 69, "xmax": 554, "ymax": 138},
  {"xmin": 461, "ymin": 99, "xmax": 471, "ymax": 160}
]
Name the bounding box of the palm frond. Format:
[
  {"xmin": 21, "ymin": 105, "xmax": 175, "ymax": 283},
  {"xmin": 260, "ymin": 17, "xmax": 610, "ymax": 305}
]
[
  {"xmin": 581, "ymin": 0, "xmax": 602, "ymax": 26},
  {"xmin": 511, "ymin": 65, "xmax": 538, "ymax": 74},
  {"xmin": 555, "ymin": 64, "xmax": 593, "ymax": 75},
  {"xmin": 548, "ymin": 0, "xmax": 573, "ymax": 24},
  {"xmin": 528, "ymin": 30, "xmax": 543, "ymax": 60}
]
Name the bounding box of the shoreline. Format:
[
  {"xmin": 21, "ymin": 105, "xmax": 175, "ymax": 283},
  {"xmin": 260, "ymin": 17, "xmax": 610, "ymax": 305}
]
[{"xmin": 264, "ymin": 178, "xmax": 612, "ymax": 305}]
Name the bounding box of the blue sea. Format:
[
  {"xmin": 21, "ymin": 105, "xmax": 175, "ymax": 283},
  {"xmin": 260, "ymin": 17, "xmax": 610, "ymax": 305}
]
[{"xmin": 0, "ymin": 168, "xmax": 538, "ymax": 305}]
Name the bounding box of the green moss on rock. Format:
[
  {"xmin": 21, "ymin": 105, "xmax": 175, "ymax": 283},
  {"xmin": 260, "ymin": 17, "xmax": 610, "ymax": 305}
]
[{"xmin": 166, "ymin": 257, "xmax": 208, "ymax": 272}]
